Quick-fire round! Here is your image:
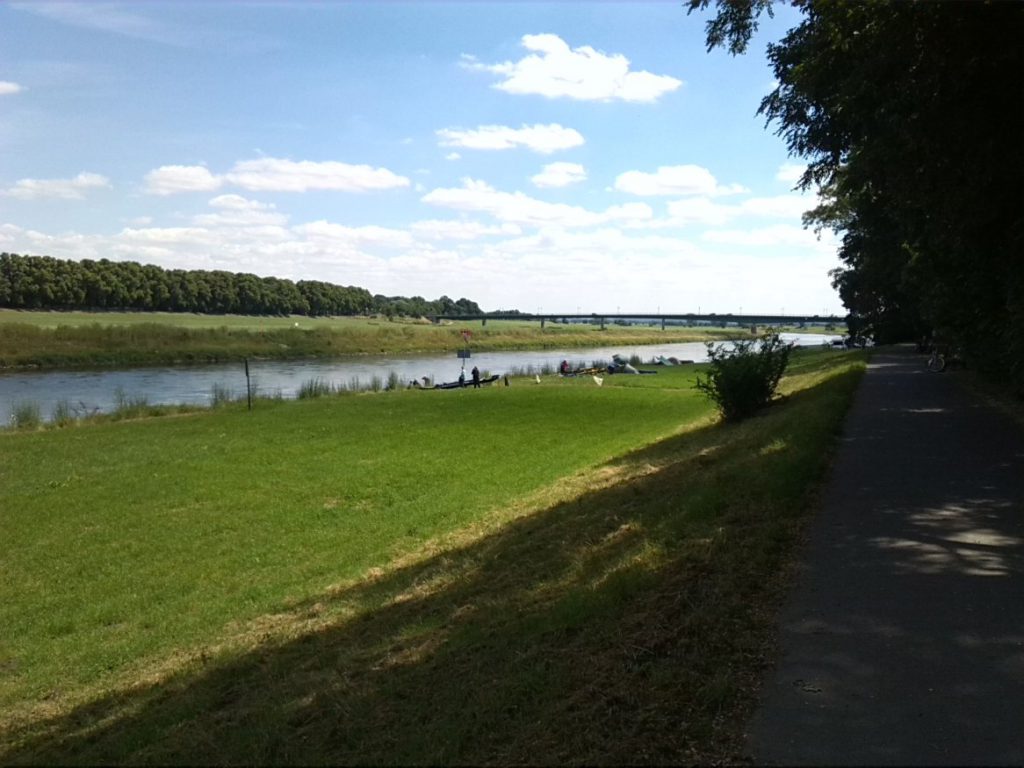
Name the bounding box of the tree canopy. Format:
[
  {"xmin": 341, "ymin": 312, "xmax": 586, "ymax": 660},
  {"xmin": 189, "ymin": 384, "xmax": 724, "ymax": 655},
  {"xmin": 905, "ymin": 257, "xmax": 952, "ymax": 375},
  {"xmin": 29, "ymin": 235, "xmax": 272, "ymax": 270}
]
[
  {"xmin": 0, "ymin": 253, "xmax": 483, "ymax": 319},
  {"xmin": 689, "ymin": 0, "xmax": 1024, "ymax": 392}
]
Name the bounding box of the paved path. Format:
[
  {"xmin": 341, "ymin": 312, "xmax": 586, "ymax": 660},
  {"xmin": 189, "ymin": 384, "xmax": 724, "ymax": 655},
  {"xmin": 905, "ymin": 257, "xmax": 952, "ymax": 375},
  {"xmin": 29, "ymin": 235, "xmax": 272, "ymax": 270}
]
[{"xmin": 746, "ymin": 348, "xmax": 1024, "ymax": 765}]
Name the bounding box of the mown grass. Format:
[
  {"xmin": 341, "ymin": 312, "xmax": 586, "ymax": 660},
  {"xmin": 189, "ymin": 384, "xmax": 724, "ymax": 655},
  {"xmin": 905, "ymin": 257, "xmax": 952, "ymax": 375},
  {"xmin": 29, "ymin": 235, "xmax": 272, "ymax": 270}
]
[
  {"xmin": 0, "ymin": 349, "xmax": 867, "ymax": 764},
  {"xmin": 0, "ymin": 310, "xmax": 746, "ymax": 369}
]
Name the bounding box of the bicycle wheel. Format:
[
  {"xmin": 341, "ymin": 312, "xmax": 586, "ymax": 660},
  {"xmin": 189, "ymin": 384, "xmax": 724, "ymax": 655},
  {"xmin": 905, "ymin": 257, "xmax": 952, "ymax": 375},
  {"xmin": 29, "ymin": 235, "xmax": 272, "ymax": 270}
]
[{"xmin": 927, "ymin": 354, "xmax": 946, "ymax": 373}]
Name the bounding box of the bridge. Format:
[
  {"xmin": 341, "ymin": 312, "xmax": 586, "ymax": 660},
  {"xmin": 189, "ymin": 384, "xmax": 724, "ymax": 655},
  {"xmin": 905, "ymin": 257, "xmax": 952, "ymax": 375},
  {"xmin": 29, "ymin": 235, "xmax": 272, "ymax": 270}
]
[{"xmin": 431, "ymin": 312, "xmax": 844, "ymax": 330}]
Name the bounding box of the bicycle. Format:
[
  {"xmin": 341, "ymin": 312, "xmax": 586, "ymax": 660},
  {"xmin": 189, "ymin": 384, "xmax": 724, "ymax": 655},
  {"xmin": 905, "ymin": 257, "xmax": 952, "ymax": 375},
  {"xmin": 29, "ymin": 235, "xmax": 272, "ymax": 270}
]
[{"xmin": 927, "ymin": 348, "xmax": 946, "ymax": 372}]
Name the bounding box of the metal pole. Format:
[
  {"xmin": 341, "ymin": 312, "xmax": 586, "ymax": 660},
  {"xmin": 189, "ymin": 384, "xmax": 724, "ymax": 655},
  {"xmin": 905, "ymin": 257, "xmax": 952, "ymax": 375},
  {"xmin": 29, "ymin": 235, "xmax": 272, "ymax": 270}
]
[{"xmin": 245, "ymin": 358, "xmax": 252, "ymax": 411}]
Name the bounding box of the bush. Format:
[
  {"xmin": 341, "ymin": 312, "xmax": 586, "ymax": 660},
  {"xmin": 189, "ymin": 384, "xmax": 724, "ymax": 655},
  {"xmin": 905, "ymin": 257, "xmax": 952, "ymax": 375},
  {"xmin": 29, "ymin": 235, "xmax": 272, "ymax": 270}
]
[
  {"xmin": 10, "ymin": 400, "xmax": 41, "ymax": 430},
  {"xmin": 210, "ymin": 383, "xmax": 235, "ymax": 407},
  {"xmin": 298, "ymin": 378, "xmax": 335, "ymax": 399},
  {"xmin": 52, "ymin": 399, "xmax": 76, "ymax": 427},
  {"xmin": 695, "ymin": 332, "xmax": 793, "ymax": 421}
]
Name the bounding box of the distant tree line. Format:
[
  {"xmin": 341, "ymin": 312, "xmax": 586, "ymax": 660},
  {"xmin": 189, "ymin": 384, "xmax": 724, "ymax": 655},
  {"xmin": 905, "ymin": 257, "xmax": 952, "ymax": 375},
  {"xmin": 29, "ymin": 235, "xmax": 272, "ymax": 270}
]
[{"xmin": 0, "ymin": 253, "xmax": 483, "ymax": 318}]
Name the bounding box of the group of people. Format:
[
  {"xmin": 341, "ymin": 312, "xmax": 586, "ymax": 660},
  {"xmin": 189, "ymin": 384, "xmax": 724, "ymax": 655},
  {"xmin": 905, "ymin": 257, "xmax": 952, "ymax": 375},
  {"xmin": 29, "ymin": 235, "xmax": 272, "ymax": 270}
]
[
  {"xmin": 410, "ymin": 366, "xmax": 510, "ymax": 389},
  {"xmin": 458, "ymin": 365, "xmax": 482, "ymax": 388}
]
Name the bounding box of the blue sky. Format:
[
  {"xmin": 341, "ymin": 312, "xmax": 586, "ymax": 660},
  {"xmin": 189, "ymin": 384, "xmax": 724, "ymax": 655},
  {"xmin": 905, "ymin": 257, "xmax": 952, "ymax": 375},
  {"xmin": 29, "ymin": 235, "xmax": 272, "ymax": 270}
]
[{"xmin": 0, "ymin": 1, "xmax": 842, "ymax": 315}]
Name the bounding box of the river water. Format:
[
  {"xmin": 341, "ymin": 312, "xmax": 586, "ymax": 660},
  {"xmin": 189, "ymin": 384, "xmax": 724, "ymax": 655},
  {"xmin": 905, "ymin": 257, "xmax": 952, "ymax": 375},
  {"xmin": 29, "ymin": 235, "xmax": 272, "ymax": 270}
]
[{"xmin": 1, "ymin": 333, "xmax": 840, "ymax": 423}]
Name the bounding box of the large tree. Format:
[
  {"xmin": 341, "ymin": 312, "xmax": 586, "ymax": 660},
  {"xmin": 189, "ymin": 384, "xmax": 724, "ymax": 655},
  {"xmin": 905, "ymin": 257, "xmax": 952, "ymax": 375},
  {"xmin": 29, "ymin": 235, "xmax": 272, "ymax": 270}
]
[{"xmin": 689, "ymin": 0, "xmax": 1024, "ymax": 391}]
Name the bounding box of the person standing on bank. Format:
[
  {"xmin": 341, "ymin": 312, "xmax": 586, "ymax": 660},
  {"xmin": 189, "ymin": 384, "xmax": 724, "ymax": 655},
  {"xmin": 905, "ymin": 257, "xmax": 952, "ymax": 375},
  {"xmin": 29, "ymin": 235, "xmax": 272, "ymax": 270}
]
[{"xmin": 471, "ymin": 365, "xmax": 481, "ymax": 388}]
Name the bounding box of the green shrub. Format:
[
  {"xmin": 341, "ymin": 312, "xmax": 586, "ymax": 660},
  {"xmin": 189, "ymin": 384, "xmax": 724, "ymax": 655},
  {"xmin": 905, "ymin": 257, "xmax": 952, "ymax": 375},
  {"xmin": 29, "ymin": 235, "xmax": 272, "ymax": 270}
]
[
  {"xmin": 695, "ymin": 332, "xmax": 793, "ymax": 421},
  {"xmin": 113, "ymin": 387, "xmax": 150, "ymax": 417},
  {"xmin": 297, "ymin": 378, "xmax": 335, "ymax": 399},
  {"xmin": 210, "ymin": 383, "xmax": 235, "ymax": 407},
  {"xmin": 51, "ymin": 399, "xmax": 76, "ymax": 427},
  {"xmin": 10, "ymin": 401, "xmax": 41, "ymax": 430}
]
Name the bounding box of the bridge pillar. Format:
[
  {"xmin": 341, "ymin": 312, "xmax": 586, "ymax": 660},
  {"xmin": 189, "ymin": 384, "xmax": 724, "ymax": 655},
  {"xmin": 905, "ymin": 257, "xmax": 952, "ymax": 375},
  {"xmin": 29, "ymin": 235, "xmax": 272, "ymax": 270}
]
[
  {"xmin": 540, "ymin": 317, "xmax": 545, "ymax": 329},
  {"xmin": 600, "ymin": 317, "xmax": 605, "ymax": 331},
  {"xmin": 661, "ymin": 316, "xmax": 665, "ymax": 331}
]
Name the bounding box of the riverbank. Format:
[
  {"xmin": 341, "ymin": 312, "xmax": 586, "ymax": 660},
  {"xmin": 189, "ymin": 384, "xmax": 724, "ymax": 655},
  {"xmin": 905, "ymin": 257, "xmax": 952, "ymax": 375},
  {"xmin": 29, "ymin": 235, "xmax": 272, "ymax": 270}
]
[
  {"xmin": 0, "ymin": 348, "xmax": 866, "ymax": 763},
  {"xmin": 0, "ymin": 310, "xmax": 753, "ymax": 370}
]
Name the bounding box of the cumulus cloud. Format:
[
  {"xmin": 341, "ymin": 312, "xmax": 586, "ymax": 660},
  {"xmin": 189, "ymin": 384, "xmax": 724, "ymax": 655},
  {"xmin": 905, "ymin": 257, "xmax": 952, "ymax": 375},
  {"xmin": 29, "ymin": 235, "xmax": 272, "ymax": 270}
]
[
  {"xmin": 411, "ymin": 219, "xmax": 522, "ymax": 241},
  {"xmin": 531, "ymin": 162, "xmax": 586, "ymax": 188},
  {"xmin": 740, "ymin": 194, "xmax": 815, "ymax": 219},
  {"xmin": 664, "ymin": 197, "xmax": 736, "ymax": 227},
  {"xmin": 193, "ymin": 194, "xmax": 288, "ymax": 227},
  {"xmin": 437, "ymin": 123, "xmax": 584, "ymax": 154},
  {"xmin": 144, "ymin": 158, "xmax": 410, "ymax": 195},
  {"xmin": 144, "ymin": 165, "xmax": 223, "ymax": 195},
  {"xmin": 225, "ymin": 158, "xmax": 410, "ymax": 192},
  {"xmin": 294, "ymin": 220, "xmax": 415, "ymax": 249},
  {"xmin": 615, "ymin": 165, "xmax": 746, "ymax": 197},
  {"xmin": 776, "ymin": 162, "xmax": 806, "ymax": 184},
  {"xmin": 659, "ymin": 193, "xmax": 816, "ymax": 228},
  {"xmin": 0, "ymin": 81, "xmax": 24, "ymax": 96},
  {"xmin": 422, "ymin": 178, "xmax": 651, "ymax": 228},
  {"xmin": 702, "ymin": 224, "xmax": 839, "ymax": 253},
  {"xmin": 1, "ymin": 171, "xmax": 110, "ymax": 200},
  {"xmin": 463, "ymin": 33, "xmax": 682, "ymax": 103}
]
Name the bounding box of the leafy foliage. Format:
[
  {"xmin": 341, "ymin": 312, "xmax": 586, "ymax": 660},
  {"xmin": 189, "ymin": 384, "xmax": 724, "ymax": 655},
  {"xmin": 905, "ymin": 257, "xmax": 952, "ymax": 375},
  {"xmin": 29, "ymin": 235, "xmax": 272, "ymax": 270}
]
[
  {"xmin": 688, "ymin": 0, "xmax": 1024, "ymax": 393},
  {"xmin": 0, "ymin": 253, "xmax": 483, "ymax": 319},
  {"xmin": 696, "ymin": 332, "xmax": 793, "ymax": 421}
]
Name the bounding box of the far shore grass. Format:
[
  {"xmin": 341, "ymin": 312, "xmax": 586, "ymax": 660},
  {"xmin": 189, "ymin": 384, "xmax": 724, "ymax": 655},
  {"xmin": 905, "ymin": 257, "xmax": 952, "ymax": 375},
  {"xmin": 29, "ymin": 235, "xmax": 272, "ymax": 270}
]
[
  {"xmin": 0, "ymin": 348, "xmax": 866, "ymax": 764},
  {"xmin": 0, "ymin": 309, "xmax": 838, "ymax": 370}
]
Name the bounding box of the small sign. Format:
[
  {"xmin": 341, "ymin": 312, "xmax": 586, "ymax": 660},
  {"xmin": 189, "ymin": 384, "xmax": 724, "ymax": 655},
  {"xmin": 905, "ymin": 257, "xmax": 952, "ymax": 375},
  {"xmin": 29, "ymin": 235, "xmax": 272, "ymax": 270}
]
[{"xmin": 457, "ymin": 349, "xmax": 471, "ymax": 359}]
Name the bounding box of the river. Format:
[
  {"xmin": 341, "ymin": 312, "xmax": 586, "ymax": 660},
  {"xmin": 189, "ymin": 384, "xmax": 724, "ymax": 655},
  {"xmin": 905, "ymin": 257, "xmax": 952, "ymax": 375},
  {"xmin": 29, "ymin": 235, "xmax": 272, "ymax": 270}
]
[{"xmin": 1, "ymin": 333, "xmax": 840, "ymax": 423}]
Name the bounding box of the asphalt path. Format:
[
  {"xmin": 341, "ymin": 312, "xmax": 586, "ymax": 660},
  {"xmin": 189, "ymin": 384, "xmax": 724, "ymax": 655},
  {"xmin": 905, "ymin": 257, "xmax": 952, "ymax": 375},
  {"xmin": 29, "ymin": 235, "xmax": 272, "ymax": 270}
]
[{"xmin": 746, "ymin": 347, "xmax": 1024, "ymax": 765}]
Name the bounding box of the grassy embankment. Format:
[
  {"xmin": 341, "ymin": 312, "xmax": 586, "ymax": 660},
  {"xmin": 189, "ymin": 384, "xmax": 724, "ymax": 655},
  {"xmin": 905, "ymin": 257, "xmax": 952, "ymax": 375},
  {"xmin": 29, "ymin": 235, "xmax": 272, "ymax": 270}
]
[
  {"xmin": 0, "ymin": 348, "xmax": 866, "ymax": 764},
  {"xmin": 0, "ymin": 310, "xmax": 750, "ymax": 369}
]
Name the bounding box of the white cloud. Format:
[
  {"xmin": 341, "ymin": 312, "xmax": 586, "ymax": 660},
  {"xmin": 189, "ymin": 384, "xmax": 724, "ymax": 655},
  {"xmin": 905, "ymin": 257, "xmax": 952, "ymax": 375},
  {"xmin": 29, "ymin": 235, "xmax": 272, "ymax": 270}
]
[
  {"xmin": 615, "ymin": 165, "xmax": 746, "ymax": 197},
  {"xmin": 437, "ymin": 123, "xmax": 584, "ymax": 154},
  {"xmin": 208, "ymin": 193, "xmax": 269, "ymax": 211},
  {"xmin": 703, "ymin": 224, "xmax": 839, "ymax": 253},
  {"xmin": 144, "ymin": 158, "xmax": 410, "ymax": 195},
  {"xmin": 464, "ymin": 33, "xmax": 682, "ymax": 103},
  {"xmin": 776, "ymin": 162, "xmax": 806, "ymax": 184},
  {"xmin": 664, "ymin": 197, "xmax": 737, "ymax": 227},
  {"xmin": 445, "ymin": 152, "xmax": 461, "ymax": 161},
  {"xmin": 411, "ymin": 219, "xmax": 521, "ymax": 241},
  {"xmin": 658, "ymin": 193, "xmax": 815, "ymax": 228},
  {"xmin": 144, "ymin": 165, "xmax": 223, "ymax": 195},
  {"xmin": 225, "ymin": 158, "xmax": 410, "ymax": 193},
  {"xmin": 1, "ymin": 171, "xmax": 110, "ymax": 200},
  {"xmin": 531, "ymin": 162, "xmax": 586, "ymax": 188},
  {"xmin": 0, "ymin": 81, "xmax": 24, "ymax": 96},
  {"xmin": 294, "ymin": 220, "xmax": 415, "ymax": 249},
  {"xmin": 740, "ymin": 194, "xmax": 814, "ymax": 219},
  {"xmin": 193, "ymin": 195, "xmax": 288, "ymax": 227},
  {"xmin": 422, "ymin": 178, "xmax": 651, "ymax": 228}
]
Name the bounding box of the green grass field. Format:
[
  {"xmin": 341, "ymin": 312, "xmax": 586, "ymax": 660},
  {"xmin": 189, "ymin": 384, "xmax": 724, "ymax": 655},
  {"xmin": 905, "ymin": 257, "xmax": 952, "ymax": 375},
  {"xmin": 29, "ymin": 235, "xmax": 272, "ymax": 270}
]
[
  {"xmin": 0, "ymin": 309, "xmax": 751, "ymax": 368},
  {"xmin": 0, "ymin": 349, "xmax": 866, "ymax": 763}
]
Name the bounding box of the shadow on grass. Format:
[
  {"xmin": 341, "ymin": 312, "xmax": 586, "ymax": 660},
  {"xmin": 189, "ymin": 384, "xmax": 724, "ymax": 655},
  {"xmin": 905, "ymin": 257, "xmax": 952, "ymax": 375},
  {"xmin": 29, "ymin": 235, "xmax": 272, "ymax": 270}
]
[{"xmin": 1, "ymin": 364, "xmax": 865, "ymax": 766}]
